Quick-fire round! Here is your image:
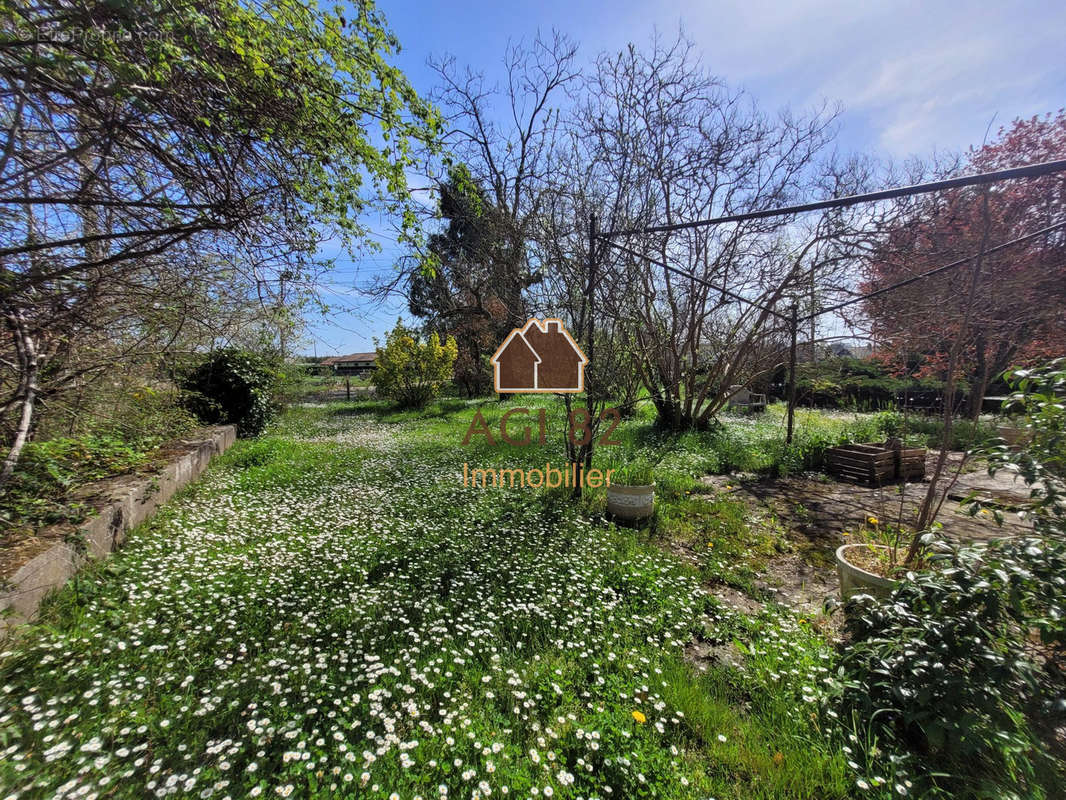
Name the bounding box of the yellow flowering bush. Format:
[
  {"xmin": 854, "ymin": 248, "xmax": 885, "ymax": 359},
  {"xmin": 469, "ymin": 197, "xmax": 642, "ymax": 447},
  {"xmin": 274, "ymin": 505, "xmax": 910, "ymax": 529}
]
[{"xmin": 371, "ymin": 320, "xmax": 458, "ymax": 408}]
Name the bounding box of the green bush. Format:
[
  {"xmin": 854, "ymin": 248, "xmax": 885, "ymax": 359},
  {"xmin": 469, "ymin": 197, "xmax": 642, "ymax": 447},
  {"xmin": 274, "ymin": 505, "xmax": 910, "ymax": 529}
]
[
  {"xmin": 834, "ymin": 538, "xmax": 1066, "ymax": 798},
  {"xmin": 95, "ymin": 385, "xmax": 200, "ymax": 442},
  {"xmin": 878, "ymin": 413, "xmax": 995, "ymax": 451},
  {"xmin": 979, "ymin": 360, "xmax": 1066, "ymax": 533},
  {"xmin": 371, "ymin": 320, "xmax": 458, "ymax": 409},
  {"xmin": 180, "ymin": 348, "xmax": 280, "ymax": 436},
  {"xmin": 795, "ymin": 357, "xmax": 947, "ymax": 409}
]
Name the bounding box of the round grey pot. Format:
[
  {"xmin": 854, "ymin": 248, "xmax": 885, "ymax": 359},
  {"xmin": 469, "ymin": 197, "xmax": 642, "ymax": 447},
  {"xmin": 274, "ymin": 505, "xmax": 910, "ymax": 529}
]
[
  {"xmin": 606, "ymin": 483, "xmax": 655, "ymax": 521},
  {"xmin": 836, "ymin": 543, "xmax": 898, "ymax": 600}
]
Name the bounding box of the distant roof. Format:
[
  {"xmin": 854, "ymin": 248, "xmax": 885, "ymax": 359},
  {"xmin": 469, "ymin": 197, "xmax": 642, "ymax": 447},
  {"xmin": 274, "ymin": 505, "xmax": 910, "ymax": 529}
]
[{"xmin": 321, "ymin": 352, "xmax": 377, "ymax": 365}]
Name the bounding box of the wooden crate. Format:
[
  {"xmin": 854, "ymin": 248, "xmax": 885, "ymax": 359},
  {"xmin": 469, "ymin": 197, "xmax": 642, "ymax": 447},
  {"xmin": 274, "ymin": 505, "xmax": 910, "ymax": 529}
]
[
  {"xmin": 896, "ymin": 447, "xmax": 927, "ymax": 481},
  {"xmin": 826, "ymin": 444, "xmax": 896, "ymax": 485},
  {"xmin": 826, "ymin": 442, "xmax": 928, "ymax": 484}
]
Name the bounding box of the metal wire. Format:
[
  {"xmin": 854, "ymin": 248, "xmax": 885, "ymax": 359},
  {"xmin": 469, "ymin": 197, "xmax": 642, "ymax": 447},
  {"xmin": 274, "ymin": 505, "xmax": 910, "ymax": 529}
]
[
  {"xmin": 598, "ymin": 238, "xmax": 789, "ymax": 320},
  {"xmin": 597, "ymin": 158, "xmax": 1066, "ymax": 238},
  {"xmin": 808, "ymin": 218, "xmax": 1066, "ymax": 321}
]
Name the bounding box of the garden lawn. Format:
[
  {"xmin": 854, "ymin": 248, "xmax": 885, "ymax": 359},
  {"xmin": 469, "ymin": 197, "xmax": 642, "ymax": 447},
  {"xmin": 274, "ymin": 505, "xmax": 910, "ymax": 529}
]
[{"xmin": 0, "ymin": 399, "xmax": 855, "ymax": 799}]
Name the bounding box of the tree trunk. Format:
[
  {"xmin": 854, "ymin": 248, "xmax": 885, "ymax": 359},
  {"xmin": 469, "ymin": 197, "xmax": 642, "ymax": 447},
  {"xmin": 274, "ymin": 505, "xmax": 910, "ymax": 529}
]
[
  {"xmin": 910, "ymin": 192, "xmax": 992, "ymax": 555},
  {"xmin": 965, "ymin": 330, "xmax": 989, "ymax": 419},
  {"xmin": 0, "ymin": 316, "xmax": 40, "ymax": 487}
]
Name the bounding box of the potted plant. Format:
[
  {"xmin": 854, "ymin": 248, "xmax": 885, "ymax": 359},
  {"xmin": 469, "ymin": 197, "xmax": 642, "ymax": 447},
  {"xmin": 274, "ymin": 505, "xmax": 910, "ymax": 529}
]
[
  {"xmin": 835, "ymin": 538, "xmax": 900, "ymax": 600},
  {"xmin": 606, "ymin": 460, "xmax": 655, "ymax": 521},
  {"xmin": 836, "ymin": 518, "xmax": 938, "ymax": 600}
]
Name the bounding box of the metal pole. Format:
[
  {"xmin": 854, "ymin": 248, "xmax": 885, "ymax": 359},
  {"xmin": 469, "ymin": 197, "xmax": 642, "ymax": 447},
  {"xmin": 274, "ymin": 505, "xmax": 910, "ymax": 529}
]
[
  {"xmin": 809, "ymin": 262, "xmax": 817, "ymax": 363},
  {"xmin": 786, "ymin": 303, "xmax": 798, "ymax": 445},
  {"xmin": 345, "ymin": 375, "xmax": 350, "ymax": 401},
  {"xmin": 587, "ymin": 213, "xmax": 597, "ymax": 367},
  {"xmin": 569, "ymin": 213, "xmax": 598, "ymax": 498}
]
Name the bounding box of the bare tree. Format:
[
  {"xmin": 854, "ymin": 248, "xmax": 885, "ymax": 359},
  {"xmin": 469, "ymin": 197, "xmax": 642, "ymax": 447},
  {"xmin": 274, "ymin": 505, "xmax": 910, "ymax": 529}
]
[
  {"xmin": 575, "ymin": 32, "xmax": 865, "ymax": 430},
  {"xmin": 370, "ymin": 31, "xmax": 581, "ymax": 395},
  {"xmin": 428, "ymin": 28, "xmax": 580, "ymax": 323},
  {"xmin": 532, "ymin": 157, "xmax": 638, "ymax": 492}
]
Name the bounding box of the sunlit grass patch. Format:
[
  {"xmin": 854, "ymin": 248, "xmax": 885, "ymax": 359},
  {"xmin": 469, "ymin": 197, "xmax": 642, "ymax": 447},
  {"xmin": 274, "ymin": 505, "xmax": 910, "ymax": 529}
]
[{"xmin": 656, "ymin": 490, "xmax": 786, "ymax": 594}]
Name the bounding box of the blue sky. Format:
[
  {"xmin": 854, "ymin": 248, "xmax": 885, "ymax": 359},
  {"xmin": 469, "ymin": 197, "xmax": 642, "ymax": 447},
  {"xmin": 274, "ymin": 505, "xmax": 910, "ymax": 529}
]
[{"xmin": 305, "ymin": 0, "xmax": 1066, "ymax": 357}]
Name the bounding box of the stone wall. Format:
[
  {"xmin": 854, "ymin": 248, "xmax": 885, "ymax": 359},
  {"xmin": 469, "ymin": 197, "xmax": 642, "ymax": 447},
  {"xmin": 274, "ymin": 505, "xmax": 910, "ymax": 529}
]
[{"xmin": 0, "ymin": 426, "xmax": 236, "ymax": 638}]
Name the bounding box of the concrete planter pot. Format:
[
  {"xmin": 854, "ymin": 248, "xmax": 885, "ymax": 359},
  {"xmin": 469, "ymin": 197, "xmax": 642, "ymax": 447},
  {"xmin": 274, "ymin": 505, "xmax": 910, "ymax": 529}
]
[
  {"xmin": 606, "ymin": 483, "xmax": 655, "ymax": 521},
  {"xmin": 836, "ymin": 543, "xmax": 898, "ymax": 600}
]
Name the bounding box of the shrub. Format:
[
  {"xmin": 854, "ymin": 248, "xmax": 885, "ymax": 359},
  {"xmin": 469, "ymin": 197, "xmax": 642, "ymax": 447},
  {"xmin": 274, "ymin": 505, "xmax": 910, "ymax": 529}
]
[
  {"xmin": 834, "ymin": 538, "xmax": 1066, "ymax": 798},
  {"xmin": 96, "ymin": 385, "xmax": 200, "ymax": 443},
  {"xmin": 834, "ymin": 369, "xmax": 1066, "ymax": 797},
  {"xmin": 272, "ymin": 361, "xmax": 316, "ymax": 405},
  {"xmin": 794, "ymin": 357, "xmax": 946, "ymax": 409},
  {"xmin": 371, "ymin": 320, "xmax": 458, "ymax": 409},
  {"xmin": 879, "ymin": 414, "xmax": 995, "ymax": 451},
  {"xmin": 977, "ymin": 359, "xmax": 1066, "ymax": 533},
  {"xmin": 1003, "ymin": 359, "xmax": 1066, "ymax": 482},
  {"xmin": 180, "ymin": 348, "xmax": 280, "ymax": 436}
]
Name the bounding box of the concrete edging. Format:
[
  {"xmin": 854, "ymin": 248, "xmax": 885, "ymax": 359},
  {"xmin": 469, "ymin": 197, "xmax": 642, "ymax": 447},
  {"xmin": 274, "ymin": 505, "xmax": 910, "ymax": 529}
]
[{"xmin": 0, "ymin": 425, "xmax": 236, "ymax": 638}]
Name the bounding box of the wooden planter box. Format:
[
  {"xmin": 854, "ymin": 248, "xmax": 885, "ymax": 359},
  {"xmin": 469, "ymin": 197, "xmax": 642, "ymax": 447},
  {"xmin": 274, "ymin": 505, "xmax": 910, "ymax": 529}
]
[
  {"xmin": 996, "ymin": 424, "xmax": 1031, "ymax": 448},
  {"xmin": 896, "ymin": 447, "xmax": 927, "ymax": 481},
  {"xmin": 826, "ymin": 444, "xmax": 895, "ymax": 485},
  {"xmin": 826, "ymin": 442, "xmax": 927, "ymax": 485}
]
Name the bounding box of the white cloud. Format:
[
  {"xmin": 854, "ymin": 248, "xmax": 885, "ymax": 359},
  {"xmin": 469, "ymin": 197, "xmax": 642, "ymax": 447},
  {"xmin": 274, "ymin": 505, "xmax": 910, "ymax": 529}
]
[{"xmin": 593, "ymin": 0, "xmax": 1066, "ymax": 157}]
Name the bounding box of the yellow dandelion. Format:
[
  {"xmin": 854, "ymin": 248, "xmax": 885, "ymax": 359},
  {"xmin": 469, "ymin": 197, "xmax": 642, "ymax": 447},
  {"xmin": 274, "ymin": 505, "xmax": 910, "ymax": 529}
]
[
  {"xmin": 631, "ymin": 710, "xmax": 646, "ymax": 724},
  {"xmin": 867, "ymin": 516, "xmax": 879, "ymax": 525}
]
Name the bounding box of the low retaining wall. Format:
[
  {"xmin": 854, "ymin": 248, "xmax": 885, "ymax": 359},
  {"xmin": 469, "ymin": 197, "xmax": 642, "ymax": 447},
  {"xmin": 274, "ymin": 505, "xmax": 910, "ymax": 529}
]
[{"xmin": 0, "ymin": 426, "xmax": 236, "ymax": 638}]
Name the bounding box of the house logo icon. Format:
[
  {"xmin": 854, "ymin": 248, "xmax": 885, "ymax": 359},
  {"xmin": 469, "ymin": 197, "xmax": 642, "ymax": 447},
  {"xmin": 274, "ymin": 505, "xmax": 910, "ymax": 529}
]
[{"xmin": 491, "ymin": 318, "xmax": 588, "ymax": 393}]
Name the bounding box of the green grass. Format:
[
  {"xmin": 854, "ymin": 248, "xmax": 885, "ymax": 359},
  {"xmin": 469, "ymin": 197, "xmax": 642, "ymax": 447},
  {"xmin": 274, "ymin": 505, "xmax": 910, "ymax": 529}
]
[
  {"xmin": 878, "ymin": 412, "xmax": 997, "ymax": 451},
  {"xmin": 597, "ymin": 402, "xmax": 890, "ymax": 479},
  {"xmin": 0, "ymin": 397, "xmax": 881, "ymax": 799},
  {"xmin": 658, "ymin": 491, "xmax": 787, "ymax": 595}
]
